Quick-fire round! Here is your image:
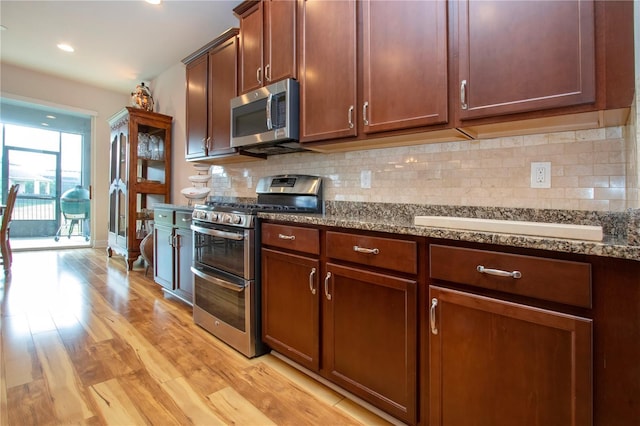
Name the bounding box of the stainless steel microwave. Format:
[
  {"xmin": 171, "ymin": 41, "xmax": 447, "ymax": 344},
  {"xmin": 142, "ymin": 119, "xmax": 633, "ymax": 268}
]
[{"xmin": 230, "ymin": 78, "xmax": 299, "ymax": 150}]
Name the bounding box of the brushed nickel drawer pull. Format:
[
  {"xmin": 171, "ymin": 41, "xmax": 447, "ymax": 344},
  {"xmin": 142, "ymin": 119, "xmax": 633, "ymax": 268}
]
[
  {"xmin": 430, "ymin": 298, "xmax": 438, "ymax": 335},
  {"xmin": 309, "ymin": 268, "xmax": 317, "ymax": 295},
  {"xmin": 278, "ymin": 233, "xmax": 295, "ymax": 241},
  {"xmin": 324, "ymin": 272, "xmax": 332, "ymax": 300},
  {"xmin": 362, "ymin": 101, "xmax": 369, "ymax": 126},
  {"xmin": 477, "ymin": 265, "xmax": 522, "ymax": 279},
  {"xmin": 460, "ymin": 79, "xmax": 468, "ymax": 110},
  {"xmin": 348, "ymin": 106, "xmax": 354, "ymax": 129},
  {"xmin": 353, "ymin": 245, "xmax": 379, "ymax": 255}
]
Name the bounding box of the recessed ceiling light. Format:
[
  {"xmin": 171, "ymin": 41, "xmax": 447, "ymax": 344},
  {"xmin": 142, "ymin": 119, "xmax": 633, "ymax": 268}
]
[
  {"xmin": 46, "ymin": 115, "xmax": 56, "ymax": 119},
  {"xmin": 57, "ymin": 43, "xmax": 74, "ymax": 53},
  {"xmin": 41, "ymin": 122, "xmax": 50, "ymax": 127},
  {"xmin": 146, "ymin": 0, "xmax": 161, "ymax": 5}
]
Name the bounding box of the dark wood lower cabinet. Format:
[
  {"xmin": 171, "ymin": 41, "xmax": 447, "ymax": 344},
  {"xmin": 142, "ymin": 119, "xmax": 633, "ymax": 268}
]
[
  {"xmin": 323, "ymin": 263, "xmax": 417, "ymax": 424},
  {"xmin": 261, "ymin": 223, "xmax": 419, "ymax": 424},
  {"xmin": 261, "ymin": 248, "xmax": 320, "ymax": 371},
  {"xmin": 428, "ymin": 286, "xmax": 592, "ymax": 426},
  {"xmin": 262, "ymin": 223, "xmax": 639, "ymax": 425}
]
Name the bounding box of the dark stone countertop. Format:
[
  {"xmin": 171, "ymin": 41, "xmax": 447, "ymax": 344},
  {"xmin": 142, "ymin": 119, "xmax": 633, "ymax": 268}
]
[{"xmin": 258, "ymin": 202, "xmax": 640, "ymax": 262}]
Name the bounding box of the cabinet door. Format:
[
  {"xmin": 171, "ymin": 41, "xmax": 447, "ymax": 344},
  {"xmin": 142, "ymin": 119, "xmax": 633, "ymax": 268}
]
[
  {"xmin": 455, "ymin": 0, "xmax": 595, "ymax": 120},
  {"xmin": 174, "ymin": 226, "xmax": 193, "ymax": 304},
  {"xmin": 429, "ymin": 286, "xmax": 592, "ymax": 426},
  {"xmin": 362, "ymin": 0, "xmax": 448, "ymax": 134},
  {"xmin": 209, "ymin": 36, "xmax": 238, "ymax": 155},
  {"xmin": 238, "ymin": 2, "xmax": 263, "ymax": 94},
  {"xmin": 264, "ymin": 0, "xmax": 296, "ymax": 85},
  {"xmin": 153, "ymin": 224, "xmax": 174, "ymax": 290},
  {"xmin": 299, "ymin": 0, "xmax": 357, "ymax": 142},
  {"xmin": 262, "ymin": 248, "xmax": 320, "ymax": 371},
  {"xmin": 185, "ymin": 54, "xmax": 209, "ymax": 159},
  {"xmin": 323, "ymin": 263, "xmax": 417, "ymax": 424},
  {"xmin": 108, "ymin": 130, "xmax": 127, "ymax": 247}
]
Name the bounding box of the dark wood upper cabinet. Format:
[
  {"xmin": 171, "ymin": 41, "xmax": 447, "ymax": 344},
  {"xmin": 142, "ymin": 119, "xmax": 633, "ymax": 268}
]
[
  {"xmin": 299, "ymin": 0, "xmax": 462, "ymax": 148},
  {"xmin": 264, "ymin": 0, "xmax": 297, "ymax": 85},
  {"xmin": 184, "ymin": 54, "xmax": 209, "ymax": 159},
  {"xmin": 362, "ymin": 0, "xmax": 448, "ymax": 134},
  {"xmin": 235, "ymin": 0, "xmax": 296, "ymax": 94},
  {"xmin": 183, "ymin": 29, "xmax": 239, "ymax": 160},
  {"xmin": 208, "ymin": 35, "xmax": 238, "ymax": 153},
  {"xmin": 298, "ymin": 0, "xmax": 357, "ymax": 143},
  {"xmin": 454, "ymin": 0, "xmax": 596, "ymax": 121}
]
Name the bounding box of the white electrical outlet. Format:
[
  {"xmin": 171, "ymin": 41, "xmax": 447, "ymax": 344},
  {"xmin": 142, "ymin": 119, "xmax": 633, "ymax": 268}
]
[
  {"xmin": 361, "ymin": 170, "xmax": 372, "ymax": 189},
  {"xmin": 530, "ymin": 162, "xmax": 551, "ymax": 188}
]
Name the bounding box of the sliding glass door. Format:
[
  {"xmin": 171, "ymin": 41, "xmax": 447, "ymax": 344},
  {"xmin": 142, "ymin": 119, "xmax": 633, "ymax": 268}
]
[
  {"xmin": 3, "ymin": 146, "xmax": 60, "ymax": 237},
  {"xmin": 0, "ymin": 98, "xmax": 92, "ymax": 247}
]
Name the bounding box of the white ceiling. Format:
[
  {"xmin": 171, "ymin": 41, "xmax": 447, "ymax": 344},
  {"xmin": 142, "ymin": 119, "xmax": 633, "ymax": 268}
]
[{"xmin": 0, "ymin": 0, "xmax": 239, "ymax": 94}]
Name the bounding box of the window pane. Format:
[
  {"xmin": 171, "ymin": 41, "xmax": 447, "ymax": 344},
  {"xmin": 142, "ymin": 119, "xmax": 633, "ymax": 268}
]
[{"xmin": 4, "ymin": 124, "xmax": 60, "ymax": 151}]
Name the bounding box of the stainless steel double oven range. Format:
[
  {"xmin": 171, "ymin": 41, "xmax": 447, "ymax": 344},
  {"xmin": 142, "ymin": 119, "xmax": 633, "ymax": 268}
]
[{"xmin": 190, "ymin": 175, "xmax": 323, "ymax": 357}]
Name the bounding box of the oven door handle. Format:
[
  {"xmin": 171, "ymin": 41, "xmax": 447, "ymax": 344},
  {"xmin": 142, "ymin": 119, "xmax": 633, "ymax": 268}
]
[
  {"xmin": 191, "ymin": 224, "xmax": 244, "ymax": 241},
  {"xmin": 191, "ymin": 266, "xmax": 246, "ymax": 292}
]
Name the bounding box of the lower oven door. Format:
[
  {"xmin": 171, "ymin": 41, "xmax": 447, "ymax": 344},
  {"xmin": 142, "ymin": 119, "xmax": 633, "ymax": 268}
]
[{"xmin": 191, "ymin": 264, "xmax": 258, "ymax": 358}]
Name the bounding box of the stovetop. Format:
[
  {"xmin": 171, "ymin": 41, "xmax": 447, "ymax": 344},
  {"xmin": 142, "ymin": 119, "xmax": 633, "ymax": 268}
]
[
  {"xmin": 202, "ymin": 202, "xmax": 319, "ymax": 215},
  {"xmin": 192, "ymin": 174, "xmax": 323, "ymax": 228}
]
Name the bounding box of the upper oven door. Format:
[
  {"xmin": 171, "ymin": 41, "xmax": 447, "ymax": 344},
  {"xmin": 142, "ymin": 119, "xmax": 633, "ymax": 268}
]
[{"xmin": 191, "ymin": 222, "xmax": 254, "ymax": 280}]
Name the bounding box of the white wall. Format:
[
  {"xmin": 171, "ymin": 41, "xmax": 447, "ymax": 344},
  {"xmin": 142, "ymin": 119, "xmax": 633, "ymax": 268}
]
[
  {"xmin": 1, "ymin": 63, "xmax": 128, "ymax": 247},
  {"xmin": 150, "ymin": 61, "xmax": 200, "ymax": 204}
]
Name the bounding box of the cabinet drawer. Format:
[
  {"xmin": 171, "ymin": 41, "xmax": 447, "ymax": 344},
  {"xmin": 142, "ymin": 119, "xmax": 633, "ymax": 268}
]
[
  {"xmin": 430, "ymin": 245, "xmax": 591, "ymax": 308},
  {"xmin": 154, "ymin": 209, "xmax": 174, "ymax": 226},
  {"xmin": 262, "ymin": 223, "xmax": 320, "ymax": 255},
  {"xmin": 326, "ymin": 231, "xmax": 417, "ymax": 274},
  {"xmin": 175, "ymin": 211, "xmax": 193, "ymax": 229}
]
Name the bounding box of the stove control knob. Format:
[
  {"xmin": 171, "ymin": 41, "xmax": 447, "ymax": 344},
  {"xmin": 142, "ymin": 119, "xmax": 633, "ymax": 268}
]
[
  {"xmin": 231, "ymin": 214, "xmax": 242, "ymax": 225},
  {"xmin": 210, "ymin": 212, "xmax": 218, "ymax": 222}
]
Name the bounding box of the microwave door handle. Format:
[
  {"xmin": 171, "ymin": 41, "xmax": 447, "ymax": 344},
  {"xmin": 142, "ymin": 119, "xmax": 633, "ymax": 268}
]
[{"xmin": 266, "ymin": 93, "xmax": 273, "ymax": 130}]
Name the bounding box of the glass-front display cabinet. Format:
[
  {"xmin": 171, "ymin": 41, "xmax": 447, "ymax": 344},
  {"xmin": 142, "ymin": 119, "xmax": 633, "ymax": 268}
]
[{"xmin": 107, "ymin": 107, "xmax": 172, "ymax": 270}]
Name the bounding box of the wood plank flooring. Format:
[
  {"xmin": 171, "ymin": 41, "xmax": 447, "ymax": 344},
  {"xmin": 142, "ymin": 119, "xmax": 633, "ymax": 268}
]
[{"xmin": 0, "ymin": 248, "xmax": 394, "ymax": 425}]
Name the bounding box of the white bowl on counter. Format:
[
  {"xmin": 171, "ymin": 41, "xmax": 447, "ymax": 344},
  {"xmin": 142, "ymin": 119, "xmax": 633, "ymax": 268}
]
[
  {"xmin": 181, "ymin": 186, "xmax": 211, "ymax": 200},
  {"xmin": 192, "ymin": 164, "xmax": 211, "ymax": 173},
  {"xmin": 188, "ymin": 174, "xmax": 212, "ymax": 184}
]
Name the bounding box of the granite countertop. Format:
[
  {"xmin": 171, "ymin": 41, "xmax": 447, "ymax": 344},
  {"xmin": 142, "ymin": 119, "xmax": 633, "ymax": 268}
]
[{"xmin": 258, "ymin": 202, "xmax": 640, "ymax": 262}]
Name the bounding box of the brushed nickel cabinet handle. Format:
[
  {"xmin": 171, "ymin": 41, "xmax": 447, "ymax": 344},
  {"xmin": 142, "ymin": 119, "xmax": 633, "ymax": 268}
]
[
  {"xmin": 348, "ymin": 106, "xmax": 354, "ymax": 129},
  {"xmin": 430, "ymin": 298, "xmax": 438, "ymax": 335},
  {"xmin": 324, "ymin": 272, "xmax": 332, "ymax": 300},
  {"xmin": 353, "ymin": 245, "xmax": 379, "ymax": 255},
  {"xmin": 265, "ymin": 64, "xmax": 271, "ymax": 82},
  {"xmin": 256, "ymin": 67, "xmax": 262, "ymax": 85},
  {"xmin": 460, "ymin": 79, "xmax": 468, "ymax": 110},
  {"xmin": 309, "ymin": 267, "xmax": 317, "ymax": 295},
  {"xmin": 278, "ymin": 233, "xmax": 295, "ymax": 240},
  {"xmin": 362, "ymin": 101, "xmax": 369, "ymax": 126},
  {"xmin": 477, "ymin": 265, "xmax": 522, "ymax": 279}
]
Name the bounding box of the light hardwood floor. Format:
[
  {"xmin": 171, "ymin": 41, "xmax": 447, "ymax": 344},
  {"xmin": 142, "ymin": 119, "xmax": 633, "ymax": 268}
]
[{"xmin": 0, "ymin": 248, "xmax": 394, "ymax": 425}]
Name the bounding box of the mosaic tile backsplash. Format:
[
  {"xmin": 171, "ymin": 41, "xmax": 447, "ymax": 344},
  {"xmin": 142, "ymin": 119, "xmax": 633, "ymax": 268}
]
[{"xmin": 205, "ymin": 125, "xmax": 637, "ymax": 213}]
